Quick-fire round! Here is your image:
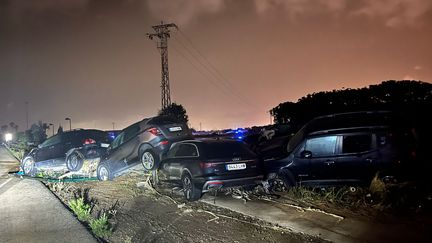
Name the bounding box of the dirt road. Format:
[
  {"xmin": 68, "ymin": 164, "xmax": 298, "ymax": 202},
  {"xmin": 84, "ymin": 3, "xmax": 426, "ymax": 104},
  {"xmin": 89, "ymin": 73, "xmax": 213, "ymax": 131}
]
[{"xmin": 47, "ymin": 170, "xmax": 323, "ymax": 243}]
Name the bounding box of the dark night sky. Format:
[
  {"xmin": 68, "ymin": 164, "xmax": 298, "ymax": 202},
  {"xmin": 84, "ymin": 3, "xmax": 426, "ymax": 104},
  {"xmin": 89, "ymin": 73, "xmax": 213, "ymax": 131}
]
[{"xmin": 1, "ymin": 0, "xmax": 431, "ymax": 131}]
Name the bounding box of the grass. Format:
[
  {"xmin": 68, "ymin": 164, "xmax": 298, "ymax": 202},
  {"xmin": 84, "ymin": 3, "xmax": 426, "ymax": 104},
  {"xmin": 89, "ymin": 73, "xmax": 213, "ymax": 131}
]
[
  {"xmin": 89, "ymin": 213, "xmax": 112, "ymax": 238},
  {"xmin": 68, "ymin": 197, "xmax": 113, "ymax": 239},
  {"xmin": 69, "ymin": 198, "xmax": 92, "ymax": 222}
]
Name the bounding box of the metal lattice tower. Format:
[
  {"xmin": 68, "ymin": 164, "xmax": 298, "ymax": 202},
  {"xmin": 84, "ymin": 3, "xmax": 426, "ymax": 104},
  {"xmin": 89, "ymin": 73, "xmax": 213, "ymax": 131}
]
[{"xmin": 147, "ymin": 22, "xmax": 178, "ymax": 109}]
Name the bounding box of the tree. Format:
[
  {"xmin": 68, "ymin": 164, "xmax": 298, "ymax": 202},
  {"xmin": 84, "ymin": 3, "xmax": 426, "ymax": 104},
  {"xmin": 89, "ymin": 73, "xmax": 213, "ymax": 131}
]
[
  {"xmin": 270, "ymin": 80, "xmax": 432, "ymax": 132},
  {"xmin": 158, "ymin": 102, "xmax": 189, "ymax": 124}
]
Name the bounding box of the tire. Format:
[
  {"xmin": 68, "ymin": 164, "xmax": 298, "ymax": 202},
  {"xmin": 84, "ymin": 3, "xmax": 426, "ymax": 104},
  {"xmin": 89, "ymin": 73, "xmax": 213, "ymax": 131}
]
[
  {"xmin": 66, "ymin": 152, "xmax": 84, "ymax": 171},
  {"xmin": 141, "ymin": 150, "xmax": 159, "ymax": 171},
  {"xmin": 269, "ymin": 170, "xmax": 295, "ymax": 192},
  {"xmin": 22, "ymin": 156, "xmax": 36, "ymax": 176},
  {"xmin": 97, "ymin": 162, "xmax": 113, "ymax": 181},
  {"xmin": 182, "ymin": 173, "xmax": 202, "ymax": 201}
]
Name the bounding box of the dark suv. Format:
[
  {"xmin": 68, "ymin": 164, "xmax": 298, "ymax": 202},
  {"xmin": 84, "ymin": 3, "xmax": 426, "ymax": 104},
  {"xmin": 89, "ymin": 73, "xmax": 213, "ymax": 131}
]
[
  {"xmin": 96, "ymin": 116, "xmax": 192, "ymax": 180},
  {"xmin": 159, "ymin": 139, "xmax": 263, "ymax": 201},
  {"xmin": 265, "ymin": 111, "xmax": 418, "ymax": 189},
  {"xmin": 22, "ymin": 129, "xmax": 111, "ymax": 176}
]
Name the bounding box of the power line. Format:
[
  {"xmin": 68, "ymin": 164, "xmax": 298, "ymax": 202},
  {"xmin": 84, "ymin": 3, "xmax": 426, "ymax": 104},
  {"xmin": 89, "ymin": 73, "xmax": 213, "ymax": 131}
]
[
  {"xmin": 171, "ymin": 44, "xmax": 248, "ymax": 107},
  {"xmin": 172, "ymin": 30, "xmax": 258, "ymax": 109}
]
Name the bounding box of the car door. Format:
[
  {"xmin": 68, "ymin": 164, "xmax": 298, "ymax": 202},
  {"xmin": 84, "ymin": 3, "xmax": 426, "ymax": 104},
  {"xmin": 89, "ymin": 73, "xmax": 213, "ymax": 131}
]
[
  {"xmin": 334, "ymin": 133, "xmax": 377, "ymax": 183},
  {"xmin": 50, "ymin": 133, "xmax": 68, "ymax": 168},
  {"xmin": 293, "ymin": 135, "xmax": 338, "ymax": 185},
  {"xmin": 34, "ymin": 135, "xmax": 62, "ymax": 168},
  {"xmin": 161, "ymin": 143, "xmax": 199, "ymax": 180},
  {"xmin": 121, "ymin": 123, "xmax": 141, "ymax": 165},
  {"xmin": 104, "ymin": 131, "xmax": 127, "ymax": 171}
]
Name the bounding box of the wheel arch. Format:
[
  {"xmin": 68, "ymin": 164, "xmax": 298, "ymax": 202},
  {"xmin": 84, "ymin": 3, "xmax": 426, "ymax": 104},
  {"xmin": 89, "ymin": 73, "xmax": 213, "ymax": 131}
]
[{"xmin": 138, "ymin": 143, "xmax": 154, "ymax": 157}]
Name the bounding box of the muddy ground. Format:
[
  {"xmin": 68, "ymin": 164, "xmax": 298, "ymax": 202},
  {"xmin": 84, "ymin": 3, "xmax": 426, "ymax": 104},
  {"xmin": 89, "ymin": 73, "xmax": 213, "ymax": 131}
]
[{"xmin": 46, "ymin": 170, "xmax": 325, "ymax": 243}]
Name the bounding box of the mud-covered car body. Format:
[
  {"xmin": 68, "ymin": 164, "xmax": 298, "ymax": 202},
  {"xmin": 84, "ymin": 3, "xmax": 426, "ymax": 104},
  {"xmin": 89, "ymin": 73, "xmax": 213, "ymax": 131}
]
[
  {"xmin": 159, "ymin": 139, "xmax": 263, "ymax": 201},
  {"xmin": 22, "ymin": 129, "xmax": 111, "ymax": 175},
  {"xmin": 97, "ymin": 116, "xmax": 192, "ymax": 180},
  {"xmin": 265, "ymin": 111, "xmax": 418, "ymax": 188}
]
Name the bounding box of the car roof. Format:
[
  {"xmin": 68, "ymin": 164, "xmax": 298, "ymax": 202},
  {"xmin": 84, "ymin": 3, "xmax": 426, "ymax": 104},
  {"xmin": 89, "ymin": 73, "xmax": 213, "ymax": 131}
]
[{"xmin": 173, "ymin": 138, "xmax": 243, "ymax": 145}]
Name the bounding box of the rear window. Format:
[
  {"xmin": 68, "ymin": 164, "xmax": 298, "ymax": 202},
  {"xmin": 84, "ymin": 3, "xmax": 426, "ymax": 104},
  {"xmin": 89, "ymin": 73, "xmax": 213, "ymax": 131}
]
[
  {"xmin": 148, "ymin": 116, "xmax": 180, "ymax": 125},
  {"xmin": 203, "ymin": 142, "xmax": 255, "ymax": 159},
  {"xmin": 342, "ymin": 134, "xmax": 373, "ymax": 153}
]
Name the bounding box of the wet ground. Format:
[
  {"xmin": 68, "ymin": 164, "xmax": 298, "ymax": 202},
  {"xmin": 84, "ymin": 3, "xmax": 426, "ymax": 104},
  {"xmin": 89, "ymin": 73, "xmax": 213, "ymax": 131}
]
[{"xmin": 46, "ymin": 170, "xmax": 324, "ymax": 243}]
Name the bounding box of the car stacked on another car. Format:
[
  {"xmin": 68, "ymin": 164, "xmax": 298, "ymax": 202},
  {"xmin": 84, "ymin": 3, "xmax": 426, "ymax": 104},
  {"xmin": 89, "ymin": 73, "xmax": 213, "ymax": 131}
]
[
  {"xmin": 96, "ymin": 116, "xmax": 192, "ymax": 181},
  {"xmin": 159, "ymin": 138, "xmax": 263, "ymax": 201},
  {"xmin": 22, "ymin": 129, "xmax": 111, "ymax": 176},
  {"xmin": 265, "ymin": 111, "xmax": 418, "ymax": 191}
]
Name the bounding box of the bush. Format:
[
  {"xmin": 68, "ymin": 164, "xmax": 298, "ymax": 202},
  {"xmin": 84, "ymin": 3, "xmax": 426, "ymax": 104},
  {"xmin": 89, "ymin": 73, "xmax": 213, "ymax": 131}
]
[
  {"xmin": 68, "ymin": 198, "xmax": 92, "ymax": 222},
  {"xmin": 89, "ymin": 213, "xmax": 112, "ymax": 238}
]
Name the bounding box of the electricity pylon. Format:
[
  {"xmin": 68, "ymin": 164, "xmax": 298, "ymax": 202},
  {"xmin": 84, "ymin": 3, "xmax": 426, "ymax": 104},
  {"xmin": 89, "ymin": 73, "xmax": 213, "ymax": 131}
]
[{"xmin": 147, "ymin": 22, "xmax": 178, "ymax": 110}]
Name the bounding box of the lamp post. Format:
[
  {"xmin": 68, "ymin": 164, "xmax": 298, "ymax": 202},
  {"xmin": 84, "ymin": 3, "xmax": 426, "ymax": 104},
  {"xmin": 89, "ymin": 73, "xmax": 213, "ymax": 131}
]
[
  {"xmin": 49, "ymin": 123, "xmax": 54, "ymax": 136},
  {"xmin": 65, "ymin": 118, "xmax": 72, "ymax": 131},
  {"xmin": 25, "ymin": 101, "xmax": 29, "ymax": 130},
  {"xmin": 112, "ymin": 122, "xmax": 115, "ymax": 130}
]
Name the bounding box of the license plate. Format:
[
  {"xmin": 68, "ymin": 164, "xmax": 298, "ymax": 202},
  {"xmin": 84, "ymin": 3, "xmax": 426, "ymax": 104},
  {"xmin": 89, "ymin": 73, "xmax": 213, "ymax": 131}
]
[
  {"xmin": 168, "ymin": 126, "xmax": 182, "ymax": 132},
  {"xmin": 100, "ymin": 143, "xmax": 110, "ymax": 148},
  {"xmin": 226, "ymin": 163, "xmax": 246, "ymax": 171}
]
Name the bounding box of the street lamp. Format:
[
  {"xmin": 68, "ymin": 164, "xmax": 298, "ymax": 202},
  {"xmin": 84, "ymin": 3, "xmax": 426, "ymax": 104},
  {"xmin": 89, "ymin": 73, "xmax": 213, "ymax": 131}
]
[
  {"xmin": 49, "ymin": 123, "xmax": 55, "ymax": 136},
  {"xmin": 65, "ymin": 117, "xmax": 72, "ymax": 131}
]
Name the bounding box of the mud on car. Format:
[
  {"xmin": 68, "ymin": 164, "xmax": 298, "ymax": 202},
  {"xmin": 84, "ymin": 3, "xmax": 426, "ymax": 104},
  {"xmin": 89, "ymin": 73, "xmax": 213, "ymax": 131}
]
[
  {"xmin": 96, "ymin": 116, "xmax": 192, "ymax": 181},
  {"xmin": 22, "ymin": 129, "xmax": 111, "ymax": 176}
]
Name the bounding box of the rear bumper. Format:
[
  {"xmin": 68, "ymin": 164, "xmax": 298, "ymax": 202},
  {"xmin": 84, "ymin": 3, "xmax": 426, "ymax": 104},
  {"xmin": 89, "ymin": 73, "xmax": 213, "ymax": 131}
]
[{"xmin": 200, "ymin": 175, "xmax": 264, "ymax": 192}]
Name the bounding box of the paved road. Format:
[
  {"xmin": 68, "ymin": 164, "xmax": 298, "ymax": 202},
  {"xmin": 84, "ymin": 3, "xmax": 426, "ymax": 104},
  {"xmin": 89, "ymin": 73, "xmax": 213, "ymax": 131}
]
[{"xmin": 0, "ymin": 145, "xmax": 97, "ymax": 243}]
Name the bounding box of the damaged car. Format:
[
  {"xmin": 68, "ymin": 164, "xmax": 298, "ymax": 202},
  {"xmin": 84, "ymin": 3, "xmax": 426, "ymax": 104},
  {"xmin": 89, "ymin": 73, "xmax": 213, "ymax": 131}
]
[
  {"xmin": 96, "ymin": 116, "xmax": 192, "ymax": 181},
  {"xmin": 22, "ymin": 129, "xmax": 111, "ymax": 176},
  {"xmin": 265, "ymin": 111, "xmax": 418, "ymax": 191},
  {"xmin": 159, "ymin": 138, "xmax": 263, "ymax": 201}
]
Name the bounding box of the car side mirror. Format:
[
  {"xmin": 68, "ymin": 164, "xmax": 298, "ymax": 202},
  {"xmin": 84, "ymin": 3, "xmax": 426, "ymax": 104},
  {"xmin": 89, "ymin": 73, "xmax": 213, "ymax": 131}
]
[{"xmin": 300, "ymin": 150, "xmax": 312, "ymax": 158}]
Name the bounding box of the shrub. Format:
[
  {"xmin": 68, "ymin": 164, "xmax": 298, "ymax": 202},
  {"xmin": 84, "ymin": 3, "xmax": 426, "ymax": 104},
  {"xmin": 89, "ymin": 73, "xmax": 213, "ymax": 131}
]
[
  {"xmin": 89, "ymin": 213, "xmax": 112, "ymax": 238},
  {"xmin": 68, "ymin": 198, "xmax": 92, "ymax": 222}
]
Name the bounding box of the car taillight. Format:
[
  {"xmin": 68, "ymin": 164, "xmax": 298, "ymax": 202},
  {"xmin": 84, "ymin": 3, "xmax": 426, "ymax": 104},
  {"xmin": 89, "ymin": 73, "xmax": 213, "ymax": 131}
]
[
  {"xmin": 158, "ymin": 140, "xmax": 169, "ymax": 146},
  {"xmin": 83, "ymin": 138, "xmax": 96, "ymax": 145},
  {"xmin": 148, "ymin": 127, "xmax": 162, "ymax": 136},
  {"xmin": 200, "ymin": 162, "xmax": 216, "ymax": 169}
]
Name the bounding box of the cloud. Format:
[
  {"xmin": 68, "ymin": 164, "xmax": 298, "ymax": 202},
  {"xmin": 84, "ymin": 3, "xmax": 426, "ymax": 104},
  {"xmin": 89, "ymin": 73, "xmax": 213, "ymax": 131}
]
[
  {"xmin": 254, "ymin": 0, "xmax": 432, "ymax": 27},
  {"xmin": 146, "ymin": 0, "xmax": 225, "ymax": 26},
  {"xmin": 6, "ymin": 0, "xmax": 89, "ymax": 23},
  {"xmin": 351, "ymin": 0, "xmax": 432, "ymax": 27},
  {"xmin": 414, "ymin": 65, "xmax": 423, "ymax": 70},
  {"xmin": 254, "ymin": 0, "xmax": 346, "ymax": 17},
  {"xmin": 403, "ymin": 75, "xmax": 416, "ymax": 80}
]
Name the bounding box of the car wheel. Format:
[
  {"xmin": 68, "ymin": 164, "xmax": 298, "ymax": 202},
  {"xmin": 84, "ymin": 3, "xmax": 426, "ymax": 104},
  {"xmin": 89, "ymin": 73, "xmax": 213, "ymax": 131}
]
[
  {"xmin": 22, "ymin": 156, "xmax": 36, "ymax": 176},
  {"xmin": 141, "ymin": 150, "xmax": 159, "ymax": 171},
  {"xmin": 66, "ymin": 152, "xmax": 84, "ymax": 171},
  {"xmin": 97, "ymin": 163, "xmax": 113, "ymax": 181},
  {"xmin": 269, "ymin": 170, "xmax": 294, "ymax": 192},
  {"xmin": 182, "ymin": 173, "xmax": 202, "ymax": 201}
]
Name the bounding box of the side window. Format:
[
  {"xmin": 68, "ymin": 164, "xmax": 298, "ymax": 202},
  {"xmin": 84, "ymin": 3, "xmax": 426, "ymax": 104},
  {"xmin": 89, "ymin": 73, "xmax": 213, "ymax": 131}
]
[
  {"xmin": 111, "ymin": 132, "xmax": 124, "ymax": 149},
  {"xmin": 167, "ymin": 144, "xmax": 180, "ymax": 158},
  {"xmin": 342, "ymin": 134, "xmax": 373, "ymax": 154},
  {"xmin": 40, "ymin": 135, "xmax": 62, "ymax": 148},
  {"xmin": 305, "ymin": 136, "xmax": 337, "ymax": 157},
  {"xmin": 124, "ymin": 124, "xmax": 140, "ymax": 142},
  {"xmin": 174, "ymin": 144, "xmax": 199, "ymax": 157}
]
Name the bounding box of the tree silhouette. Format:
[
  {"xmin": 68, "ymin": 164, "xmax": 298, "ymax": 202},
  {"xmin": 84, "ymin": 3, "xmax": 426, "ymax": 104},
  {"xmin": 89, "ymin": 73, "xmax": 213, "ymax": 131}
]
[
  {"xmin": 158, "ymin": 102, "xmax": 189, "ymax": 124},
  {"xmin": 271, "ymin": 80, "xmax": 432, "ymax": 131}
]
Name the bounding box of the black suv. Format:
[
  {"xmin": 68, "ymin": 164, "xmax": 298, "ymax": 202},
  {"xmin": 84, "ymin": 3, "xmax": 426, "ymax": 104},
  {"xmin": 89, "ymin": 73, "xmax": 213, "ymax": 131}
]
[
  {"xmin": 22, "ymin": 129, "xmax": 111, "ymax": 176},
  {"xmin": 159, "ymin": 139, "xmax": 263, "ymax": 201},
  {"xmin": 265, "ymin": 111, "xmax": 418, "ymax": 189},
  {"xmin": 96, "ymin": 116, "xmax": 192, "ymax": 180}
]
